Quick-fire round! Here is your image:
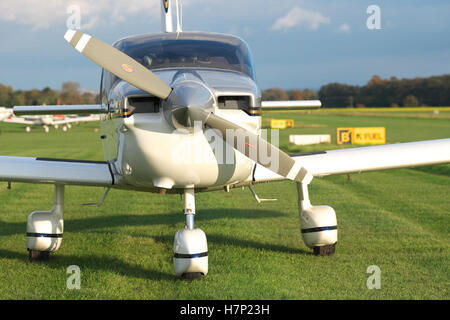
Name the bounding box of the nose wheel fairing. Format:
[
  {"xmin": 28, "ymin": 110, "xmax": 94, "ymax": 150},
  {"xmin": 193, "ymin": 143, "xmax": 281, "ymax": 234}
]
[{"xmin": 174, "ymin": 187, "xmax": 208, "ymax": 278}]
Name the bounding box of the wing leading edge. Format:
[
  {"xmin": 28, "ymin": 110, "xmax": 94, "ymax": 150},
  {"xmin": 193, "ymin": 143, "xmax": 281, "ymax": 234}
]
[
  {"xmin": 251, "ymin": 138, "xmax": 450, "ymax": 183},
  {"xmin": 0, "ymin": 156, "xmax": 113, "ymax": 186}
]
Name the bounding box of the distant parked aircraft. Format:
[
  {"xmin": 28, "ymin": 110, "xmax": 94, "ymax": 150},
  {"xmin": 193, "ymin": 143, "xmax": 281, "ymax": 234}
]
[
  {"xmin": 0, "ymin": 107, "xmax": 12, "ymax": 121},
  {"xmin": 3, "ymin": 113, "xmax": 100, "ymax": 132}
]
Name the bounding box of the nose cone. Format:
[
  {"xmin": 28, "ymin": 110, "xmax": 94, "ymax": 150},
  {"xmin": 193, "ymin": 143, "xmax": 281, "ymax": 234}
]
[{"xmin": 164, "ymin": 81, "xmax": 215, "ymax": 129}]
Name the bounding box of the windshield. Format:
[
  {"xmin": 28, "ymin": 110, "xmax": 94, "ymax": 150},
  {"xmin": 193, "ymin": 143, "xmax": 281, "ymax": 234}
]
[{"xmin": 114, "ymin": 33, "xmax": 255, "ymax": 80}]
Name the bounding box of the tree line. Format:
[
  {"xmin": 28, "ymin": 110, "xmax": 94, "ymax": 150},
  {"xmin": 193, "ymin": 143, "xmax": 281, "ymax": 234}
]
[
  {"xmin": 1, "ymin": 74, "xmax": 449, "ymax": 109},
  {"xmin": 262, "ymin": 74, "xmax": 450, "ymax": 108},
  {"xmin": 0, "ymin": 82, "xmax": 97, "ymax": 108}
]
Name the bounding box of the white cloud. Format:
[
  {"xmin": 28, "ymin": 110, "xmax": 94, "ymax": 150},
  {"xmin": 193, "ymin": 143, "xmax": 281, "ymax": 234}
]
[
  {"xmin": 338, "ymin": 23, "xmax": 351, "ymax": 33},
  {"xmin": 271, "ymin": 6, "xmax": 330, "ymax": 31},
  {"xmin": 0, "ymin": 0, "xmax": 161, "ymax": 31}
]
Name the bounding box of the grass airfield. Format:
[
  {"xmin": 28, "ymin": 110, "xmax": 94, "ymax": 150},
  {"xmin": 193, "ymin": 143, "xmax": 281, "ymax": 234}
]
[{"xmin": 0, "ymin": 108, "xmax": 449, "ymax": 299}]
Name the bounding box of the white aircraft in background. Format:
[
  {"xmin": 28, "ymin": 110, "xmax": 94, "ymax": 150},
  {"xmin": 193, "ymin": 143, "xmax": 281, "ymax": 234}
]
[
  {"xmin": 0, "ymin": 107, "xmax": 12, "ymax": 121},
  {"xmin": 0, "ymin": 0, "xmax": 449, "ymax": 280},
  {"xmin": 3, "ymin": 112, "xmax": 100, "ymax": 132}
]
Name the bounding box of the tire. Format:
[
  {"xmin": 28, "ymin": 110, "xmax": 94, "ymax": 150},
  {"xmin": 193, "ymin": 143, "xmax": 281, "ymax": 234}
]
[
  {"xmin": 181, "ymin": 272, "xmax": 202, "ymax": 281},
  {"xmin": 28, "ymin": 250, "xmax": 50, "ymax": 262}
]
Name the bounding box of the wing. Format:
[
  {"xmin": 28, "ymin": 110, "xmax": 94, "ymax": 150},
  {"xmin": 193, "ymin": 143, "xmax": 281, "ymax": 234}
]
[
  {"xmin": 0, "ymin": 156, "xmax": 113, "ymax": 186},
  {"xmin": 250, "ymin": 138, "xmax": 450, "ymax": 183},
  {"xmin": 13, "ymin": 104, "xmax": 106, "ymax": 116},
  {"xmin": 261, "ymin": 100, "xmax": 322, "ymax": 109}
]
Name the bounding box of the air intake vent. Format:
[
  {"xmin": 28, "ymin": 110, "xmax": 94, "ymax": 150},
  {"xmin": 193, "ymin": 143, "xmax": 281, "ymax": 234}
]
[
  {"xmin": 217, "ymin": 96, "xmax": 251, "ymax": 110},
  {"xmin": 217, "ymin": 95, "xmax": 260, "ymax": 116},
  {"xmin": 127, "ymin": 96, "xmax": 160, "ymax": 114}
]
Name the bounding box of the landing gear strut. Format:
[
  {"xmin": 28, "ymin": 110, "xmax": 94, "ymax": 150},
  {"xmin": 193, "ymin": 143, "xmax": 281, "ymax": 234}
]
[{"xmin": 173, "ymin": 187, "xmax": 208, "ymax": 279}]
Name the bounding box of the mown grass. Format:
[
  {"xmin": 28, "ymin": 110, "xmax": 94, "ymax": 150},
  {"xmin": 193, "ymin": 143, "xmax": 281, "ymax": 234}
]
[{"xmin": 0, "ymin": 108, "xmax": 449, "ymax": 299}]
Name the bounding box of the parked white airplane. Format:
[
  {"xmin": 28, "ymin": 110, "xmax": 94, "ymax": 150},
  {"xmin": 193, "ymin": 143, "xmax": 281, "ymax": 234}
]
[
  {"xmin": 1, "ymin": 0, "xmax": 449, "ymax": 279},
  {"xmin": 3, "ymin": 113, "xmax": 100, "ymax": 132},
  {"xmin": 0, "ymin": 107, "xmax": 12, "ymax": 121}
]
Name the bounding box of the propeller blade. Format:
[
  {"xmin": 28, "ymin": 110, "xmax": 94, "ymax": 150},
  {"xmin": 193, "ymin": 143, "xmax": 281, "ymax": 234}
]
[
  {"xmin": 64, "ymin": 30, "xmax": 172, "ymax": 100},
  {"xmin": 192, "ymin": 109, "xmax": 311, "ymax": 183}
]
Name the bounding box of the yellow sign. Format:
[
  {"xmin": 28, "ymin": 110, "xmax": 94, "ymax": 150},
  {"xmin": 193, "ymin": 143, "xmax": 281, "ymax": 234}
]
[
  {"xmin": 270, "ymin": 119, "xmax": 294, "ymax": 129},
  {"xmin": 337, "ymin": 127, "xmax": 385, "ymax": 145}
]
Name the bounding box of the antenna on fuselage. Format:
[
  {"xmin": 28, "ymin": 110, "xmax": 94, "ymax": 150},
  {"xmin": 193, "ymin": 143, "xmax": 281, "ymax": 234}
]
[
  {"xmin": 175, "ymin": 0, "xmax": 183, "ymax": 32},
  {"xmin": 161, "ymin": 0, "xmax": 183, "ymax": 33}
]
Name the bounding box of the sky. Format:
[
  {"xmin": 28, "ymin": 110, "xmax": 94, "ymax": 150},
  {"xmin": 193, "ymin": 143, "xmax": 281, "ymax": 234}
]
[{"xmin": 0, "ymin": 0, "xmax": 449, "ymax": 92}]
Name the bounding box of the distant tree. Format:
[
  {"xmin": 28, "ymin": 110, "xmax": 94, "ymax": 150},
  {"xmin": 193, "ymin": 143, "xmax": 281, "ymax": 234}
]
[
  {"xmin": 318, "ymin": 74, "xmax": 450, "ymax": 108},
  {"xmin": 262, "ymin": 88, "xmax": 289, "ymax": 101},
  {"xmin": 25, "ymin": 89, "xmax": 43, "ymax": 105},
  {"xmin": 367, "ymin": 75, "xmax": 383, "ymax": 86},
  {"xmin": 0, "ymin": 84, "xmax": 14, "ymax": 107},
  {"xmin": 0, "ymin": 82, "xmax": 98, "ymax": 107},
  {"xmin": 403, "ymin": 95, "xmax": 419, "ymax": 107},
  {"xmin": 94, "ymin": 93, "xmax": 101, "ymax": 104},
  {"xmin": 318, "ymin": 83, "xmax": 359, "ymax": 108},
  {"xmin": 302, "ymin": 89, "xmax": 316, "ymax": 100},
  {"xmin": 11, "ymin": 90, "xmax": 26, "ymax": 107},
  {"xmin": 60, "ymin": 81, "xmax": 85, "ymax": 104},
  {"xmin": 81, "ymin": 92, "xmax": 96, "ymax": 104},
  {"xmin": 41, "ymin": 87, "xmax": 58, "ymax": 105},
  {"xmin": 62, "ymin": 81, "xmax": 81, "ymax": 93},
  {"xmin": 360, "ymin": 75, "xmax": 389, "ymax": 107},
  {"xmin": 288, "ymin": 89, "xmax": 303, "ymax": 100},
  {"xmin": 390, "ymin": 76, "xmax": 398, "ymax": 82}
]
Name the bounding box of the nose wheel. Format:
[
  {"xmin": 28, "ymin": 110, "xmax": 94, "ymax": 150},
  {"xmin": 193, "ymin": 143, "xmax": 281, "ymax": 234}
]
[{"xmin": 173, "ymin": 187, "xmax": 208, "ymax": 279}]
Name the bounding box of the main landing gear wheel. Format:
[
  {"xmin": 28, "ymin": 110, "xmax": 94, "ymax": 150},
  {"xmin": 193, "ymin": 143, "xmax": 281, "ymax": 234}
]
[
  {"xmin": 26, "ymin": 185, "xmax": 64, "ymax": 262},
  {"xmin": 181, "ymin": 272, "xmax": 203, "ymax": 281},
  {"xmin": 28, "ymin": 250, "xmax": 50, "ymax": 262},
  {"xmin": 297, "ymin": 182, "xmax": 338, "ymax": 255},
  {"xmin": 313, "ymin": 243, "xmax": 336, "ymax": 256}
]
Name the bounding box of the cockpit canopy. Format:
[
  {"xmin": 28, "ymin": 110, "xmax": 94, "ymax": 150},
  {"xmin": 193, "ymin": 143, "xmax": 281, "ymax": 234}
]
[{"xmin": 113, "ymin": 32, "xmax": 255, "ymax": 80}]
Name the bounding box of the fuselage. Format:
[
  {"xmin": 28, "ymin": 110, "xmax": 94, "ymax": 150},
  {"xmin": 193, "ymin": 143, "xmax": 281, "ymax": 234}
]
[{"xmin": 99, "ymin": 32, "xmax": 262, "ymax": 192}]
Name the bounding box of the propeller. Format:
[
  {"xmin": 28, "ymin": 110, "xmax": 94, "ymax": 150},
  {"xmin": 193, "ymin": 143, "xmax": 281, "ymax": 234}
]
[
  {"xmin": 64, "ymin": 30, "xmax": 311, "ymax": 183},
  {"xmin": 64, "ymin": 29, "xmax": 172, "ymax": 100},
  {"xmin": 189, "ymin": 107, "xmax": 311, "ymax": 183}
]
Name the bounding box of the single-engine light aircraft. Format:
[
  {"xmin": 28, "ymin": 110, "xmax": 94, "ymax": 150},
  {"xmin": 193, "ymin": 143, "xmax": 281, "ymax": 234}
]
[
  {"xmin": 3, "ymin": 113, "xmax": 100, "ymax": 132},
  {"xmin": 0, "ymin": 107, "xmax": 12, "ymax": 121},
  {"xmin": 1, "ymin": 0, "xmax": 449, "ymax": 279}
]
